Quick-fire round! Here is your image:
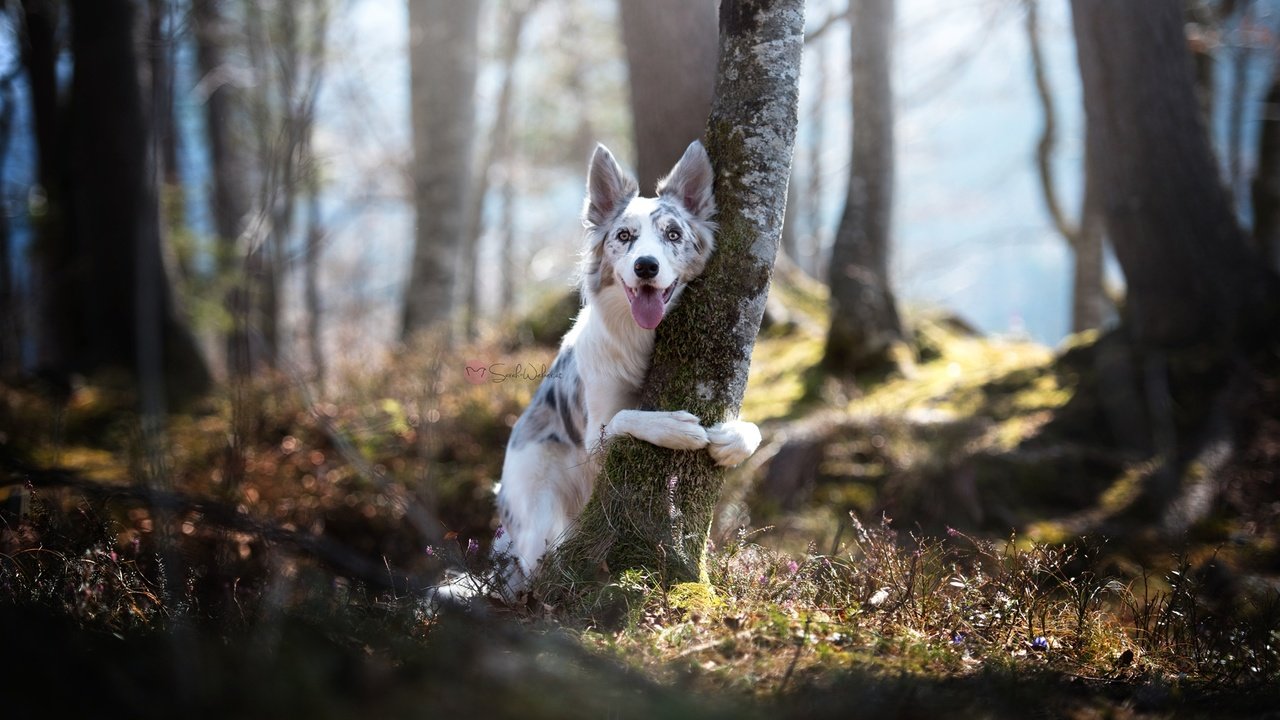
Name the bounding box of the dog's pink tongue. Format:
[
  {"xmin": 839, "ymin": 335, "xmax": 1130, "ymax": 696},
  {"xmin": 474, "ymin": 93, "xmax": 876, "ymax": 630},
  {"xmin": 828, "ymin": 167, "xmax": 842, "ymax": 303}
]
[{"xmin": 630, "ymin": 287, "xmax": 666, "ymax": 329}]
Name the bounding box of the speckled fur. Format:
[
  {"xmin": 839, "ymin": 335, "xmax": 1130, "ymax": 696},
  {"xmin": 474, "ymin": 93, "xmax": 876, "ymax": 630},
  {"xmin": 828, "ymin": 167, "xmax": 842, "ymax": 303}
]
[{"xmin": 441, "ymin": 142, "xmax": 762, "ymax": 603}]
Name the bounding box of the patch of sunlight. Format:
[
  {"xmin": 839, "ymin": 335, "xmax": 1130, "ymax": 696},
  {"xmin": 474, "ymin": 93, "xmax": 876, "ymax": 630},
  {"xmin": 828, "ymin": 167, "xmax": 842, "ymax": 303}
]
[
  {"xmin": 34, "ymin": 446, "xmax": 128, "ymax": 483},
  {"xmin": 854, "ymin": 330, "xmax": 1056, "ymax": 418},
  {"xmin": 743, "ymin": 331, "xmax": 824, "ymax": 421},
  {"xmin": 1099, "ymin": 463, "xmax": 1151, "ymax": 513},
  {"xmin": 1025, "ymin": 520, "xmax": 1072, "ymax": 544}
]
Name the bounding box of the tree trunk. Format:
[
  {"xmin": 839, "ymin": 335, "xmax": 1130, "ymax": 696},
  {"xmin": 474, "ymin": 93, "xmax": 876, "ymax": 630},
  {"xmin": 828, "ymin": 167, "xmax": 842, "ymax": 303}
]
[
  {"xmin": 802, "ymin": 34, "xmax": 831, "ymax": 278},
  {"xmin": 1025, "ymin": 0, "xmax": 1108, "ymax": 333},
  {"xmin": 618, "ymin": 0, "xmax": 718, "ymax": 193},
  {"xmin": 539, "ymin": 0, "xmax": 804, "ymax": 596},
  {"xmin": 498, "ymin": 173, "xmax": 518, "ymax": 315},
  {"xmin": 1225, "ymin": 1, "xmax": 1253, "ymax": 206},
  {"xmin": 1185, "ymin": 0, "xmax": 1216, "ymax": 131},
  {"xmin": 1070, "ymin": 0, "xmax": 1280, "ymax": 525},
  {"xmin": 1252, "ymin": 72, "xmax": 1280, "ymax": 272},
  {"xmin": 68, "ymin": 0, "xmax": 210, "ymax": 398},
  {"xmin": 822, "ymin": 0, "xmax": 904, "ymax": 376},
  {"xmin": 462, "ymin": 0, "xmax": 539, "ymax": 340},
  {"xmin": 1071, "ymin": 0, "xmax": 1270, "ymax": 350},
  {"xmin": 192, "ymin": 0, "xmax": 254, "ymax": 378},
  {"xmin": 1071, "ymin": 181, "xmax": 1107, "ymax": 333},
  {"xmin": 0, "ymin": 66, "xmax": 17, "ymax": 371},
  {"xmin": 401, "ymin": 0, "xmax": 479, "ymax": 341},
  {"xmin": 19, "ymin": 0, "xmax": 76, "ymax": 377}
]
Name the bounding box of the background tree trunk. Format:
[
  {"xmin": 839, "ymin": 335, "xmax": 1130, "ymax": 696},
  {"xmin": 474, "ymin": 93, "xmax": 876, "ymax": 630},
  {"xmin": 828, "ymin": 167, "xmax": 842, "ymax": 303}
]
[
  {"xmin": 462, "ymin": 0, "xmax": 540, "ymax": 339},
  {"xmin": 1252, "ymin": 72, "xmax": 1280, "ymax": 272},
  {"xmin": 1070, "ymin": 0, "xmax": 1280, "ymax": 525},
  {"xmin": 401, "ymin": 0, "xmax": 479, "ymax": 341},
  {"xmin": 822, "ymin": 0, "xmax": 904, "ymax": 377},
  {"xmin": 1025, "ymin": 0, "xmax": 1108, "ymax": 333},
  {"xmin": 0, "ymin": 64, "xmax": 17, "ymax": 371},
  {"xmin": 19, "ymin": 0, "xmax": 75, "ymax": 377},
  {"xmin": 539, "ymin": 0, "xmax": 804, "ymax": 598},
  {"xmin": 68, "ymin": 0, "xmax": 210, "ymax": 398},
  {"xmin": 1071, "ymin": 0, "xmax": 1271, "ymax": 350},
  {"xmin": 193, "ymin": 0, "xmax": 254, "ymax": 378},
  {"xmin": 618, "ymin": 0, "xmax": 718, "ymax": 194}
]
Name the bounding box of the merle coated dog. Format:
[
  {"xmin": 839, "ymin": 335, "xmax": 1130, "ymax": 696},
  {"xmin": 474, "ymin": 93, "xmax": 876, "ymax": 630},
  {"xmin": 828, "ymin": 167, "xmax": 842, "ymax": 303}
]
[{"xmin": 444, "ymin": 141, "xmax": 761, "ymax": 602}]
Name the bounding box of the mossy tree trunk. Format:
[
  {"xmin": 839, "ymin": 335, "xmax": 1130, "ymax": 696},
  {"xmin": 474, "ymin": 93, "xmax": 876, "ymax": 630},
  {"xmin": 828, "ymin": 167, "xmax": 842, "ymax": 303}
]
[{"xmin": 537, "ymin": 0, "xmax": 804, "ymax": 597}]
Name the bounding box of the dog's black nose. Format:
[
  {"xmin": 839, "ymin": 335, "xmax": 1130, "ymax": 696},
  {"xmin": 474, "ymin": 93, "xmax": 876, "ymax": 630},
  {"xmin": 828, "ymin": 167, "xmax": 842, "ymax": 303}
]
[{"xmin": 634, "ymin": 256, "xmax": 659, "ymax": 280}]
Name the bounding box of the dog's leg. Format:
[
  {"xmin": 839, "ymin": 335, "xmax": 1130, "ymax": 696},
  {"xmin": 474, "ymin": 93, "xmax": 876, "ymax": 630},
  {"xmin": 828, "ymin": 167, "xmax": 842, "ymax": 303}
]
[
  {"xmin": 603, "ymin": 409, "xmax": 709, "ymax": 451},
  {"xmin": 706, "ymin": 419, "xmax": 761, "ymax": 467}
]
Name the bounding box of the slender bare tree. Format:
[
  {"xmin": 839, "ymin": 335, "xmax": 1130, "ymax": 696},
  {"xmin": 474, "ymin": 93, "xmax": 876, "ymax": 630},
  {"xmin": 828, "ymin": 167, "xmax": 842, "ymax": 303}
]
[
  {"xmin": 822, "ymin": 0, "xmax": 904, "ymax": 376},
  {"xmin": 193, "ymin": 0, "xmax": 253, "ymax": 377},
  {"xmin": 462, "ymin": 0, "xmax": 541, "ymax": 339},
  {"xmin": 1024, "ymin": 0, "xmax": 1107, "ymax": 333}
]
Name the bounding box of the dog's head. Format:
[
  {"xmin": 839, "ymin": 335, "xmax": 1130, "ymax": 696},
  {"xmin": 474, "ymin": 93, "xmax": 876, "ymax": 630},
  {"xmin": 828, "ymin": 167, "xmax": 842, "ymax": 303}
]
[{"xmin": 579, "ymin": 140, "xmax": 717, "ymax": 330}]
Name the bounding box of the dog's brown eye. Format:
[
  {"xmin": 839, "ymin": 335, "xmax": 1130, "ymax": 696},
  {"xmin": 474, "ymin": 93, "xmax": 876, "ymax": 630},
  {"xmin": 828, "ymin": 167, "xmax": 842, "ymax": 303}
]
[
  {"xmin": 617, "ymin": 229, "xmax": 632, "ymax": 242},
  {"xmin": 666, "ymin": 229, "xmax": 681, "ymax": 242}
]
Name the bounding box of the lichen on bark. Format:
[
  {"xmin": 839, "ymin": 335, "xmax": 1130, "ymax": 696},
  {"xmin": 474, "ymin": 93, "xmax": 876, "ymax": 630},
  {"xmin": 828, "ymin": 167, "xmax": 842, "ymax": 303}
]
[{"xmin": 534, "ymin": 0, "xmax": 804, "ymax": 603}]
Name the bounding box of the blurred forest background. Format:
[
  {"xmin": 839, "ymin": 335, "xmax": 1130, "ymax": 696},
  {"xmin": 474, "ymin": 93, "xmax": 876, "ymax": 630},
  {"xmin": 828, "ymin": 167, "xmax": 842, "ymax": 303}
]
[{"xmin": 1, "ymin": 0, "xmax": 1280, "ymax": 717}]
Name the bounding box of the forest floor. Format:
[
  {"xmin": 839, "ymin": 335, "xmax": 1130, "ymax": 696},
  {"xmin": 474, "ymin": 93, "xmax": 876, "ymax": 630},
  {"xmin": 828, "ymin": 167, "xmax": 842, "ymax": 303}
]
[{"xmin": 2, "ymin": 278, "xmax": 1279, "ymax": 718}]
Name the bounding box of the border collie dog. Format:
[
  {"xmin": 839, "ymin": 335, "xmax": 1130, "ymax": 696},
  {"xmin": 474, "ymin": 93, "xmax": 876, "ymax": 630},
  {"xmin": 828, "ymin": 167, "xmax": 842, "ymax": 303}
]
[{"xmin": 482, "ymin": 140, "xmax": 762, "ymax": 597}]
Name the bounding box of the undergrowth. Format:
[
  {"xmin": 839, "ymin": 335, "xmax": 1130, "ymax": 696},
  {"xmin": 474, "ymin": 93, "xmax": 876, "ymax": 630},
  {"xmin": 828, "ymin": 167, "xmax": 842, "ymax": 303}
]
[{"xmin": 2, "ymin": 316, "xmax": 1279, "ymax": 717}]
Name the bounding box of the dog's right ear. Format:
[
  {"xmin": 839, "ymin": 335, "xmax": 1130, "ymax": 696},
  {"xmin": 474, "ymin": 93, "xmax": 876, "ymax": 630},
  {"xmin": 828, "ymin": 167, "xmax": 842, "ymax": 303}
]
[{"xmin": 583, "ymin": 144, "xmax": 638, "ymax": 229}]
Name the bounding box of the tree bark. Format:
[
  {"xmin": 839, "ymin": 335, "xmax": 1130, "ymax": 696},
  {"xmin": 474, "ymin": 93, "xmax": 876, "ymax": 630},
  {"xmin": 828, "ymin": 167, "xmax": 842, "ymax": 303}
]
[
  {"xmin": 1225, "ymin": 1, "xmax": 1253, "ymax": 205},
  {"xmin": 193, "ymin": 0, "xmax": 253, "ymax": 377},
  {"xmin": 68, "ymin": 0, "xmax": 210, "ymax": 398},
  {"xmin": 19, "ymin": 0, "xmax": 76, "ymax": 377},
  {"xmin": 1071, "ymin": 0, "xmax": 1271, "ymax": 350},
  {"xmin": 1252, "ymin": 72, "xmax": 1280, "ymax": 272},
  {"xmin": 462, "ymin": 0, "xmax": 539, "ymax": 339},
  {"xmin": 0, "ymin": 65, "xmax": 18, "ymax": 371},
  {"xmin": 618, "ymin": 0, "xmax": 719, "ymax": 194},
  {"xmin": 1070, "ymin": 0, "xmax": 1280, "ymax": 525},
  {"xmin": 822, "ymin": 0, "xmax": 904, "ymax": 376},
  {"xmin": 401, "ymin": 0, "xmax": 479, "ymax": 341},
  {"xmin": 1025, "ymin": 0, "xmax": 1107, "ymax": 333},
  {"xmin": 539, "ymin": 0, "xmax": 804, "ymax": 595}
]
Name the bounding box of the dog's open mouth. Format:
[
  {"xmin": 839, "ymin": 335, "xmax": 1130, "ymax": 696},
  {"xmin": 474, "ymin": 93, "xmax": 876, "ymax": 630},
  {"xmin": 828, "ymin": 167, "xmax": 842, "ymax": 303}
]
[{"xmin": 624, "ymin": 283, "xmax": 677, "ymax": 329}]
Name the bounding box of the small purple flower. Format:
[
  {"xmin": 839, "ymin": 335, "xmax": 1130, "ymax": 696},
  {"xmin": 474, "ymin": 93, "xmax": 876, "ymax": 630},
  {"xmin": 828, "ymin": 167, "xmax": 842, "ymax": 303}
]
[
  {"xmin": 951, "ymin": 631, "xmax": 966, "ymax": 645},
  {"xmin": 758, "ymin": 574, "xmax": 768, "ymax": 586},
  {"xmin": 787, "ymin": 560, "xmax": 799, "ymax": 575},
  {"xmin": 1031, "ymin": 636, "xmax": 1049, "ymax": 652},
  {"xmin": 946, "ymin": 526, "xmax": 959, "ymax": 538},
  {"xmin": 424, "ymin": 546, "xmax": 436, "ymax": 557},
  {"xmin": 494, "ymin": 525, "xmax": 505, "ymax": 540},
  {"xmin": 466, "ymin": 538, "xmax": 479, "ymax": 556}
]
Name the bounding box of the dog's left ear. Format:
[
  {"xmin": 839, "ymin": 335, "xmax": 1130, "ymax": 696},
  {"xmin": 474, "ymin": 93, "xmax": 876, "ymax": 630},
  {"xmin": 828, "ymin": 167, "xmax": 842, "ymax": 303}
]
[{"xmin": 657, "ymin": 140, "xmax": 715, "ymax": 222}]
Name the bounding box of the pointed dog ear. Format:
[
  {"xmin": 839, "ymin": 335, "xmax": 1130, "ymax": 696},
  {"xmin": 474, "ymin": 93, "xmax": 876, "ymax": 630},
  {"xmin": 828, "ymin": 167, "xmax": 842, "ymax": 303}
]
[
  {"xmin": 657, "ymin": 140, "xmax": 715, "ymax": 222},
  {"xmin": 583, "ymin": 144, "xmax": 639, "ymax": 229}
]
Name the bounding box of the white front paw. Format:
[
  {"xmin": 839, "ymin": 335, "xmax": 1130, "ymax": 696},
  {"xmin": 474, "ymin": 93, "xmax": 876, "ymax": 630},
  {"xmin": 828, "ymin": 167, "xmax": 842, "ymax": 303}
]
[
  {"xmin": 706, "ymin": 420, "xmax": 761, "ymax": 467},
  {"xmin": 653, "ymin": 411, "xmax": 709, "ymax": 451}
]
